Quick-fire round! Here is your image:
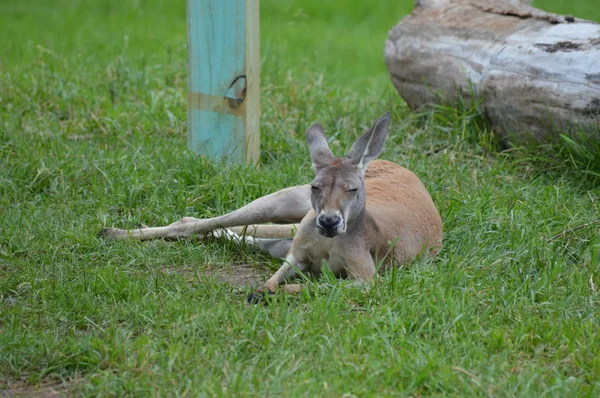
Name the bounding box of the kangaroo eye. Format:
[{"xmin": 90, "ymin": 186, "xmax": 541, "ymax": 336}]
[
  {"xmin": 348, "ymin": 188, "xmax": 358, "ymax": 192},
  {"xmin": 311, "ymin": 185, "xmax": 321, "ymax": 191}
]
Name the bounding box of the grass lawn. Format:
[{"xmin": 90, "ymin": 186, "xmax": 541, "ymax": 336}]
[{"xmin": 1, "ymin": 0, "xmax": 600, "ymax": 396}]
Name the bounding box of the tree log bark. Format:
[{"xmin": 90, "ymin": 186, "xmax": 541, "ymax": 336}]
[{"xmin": 385, "ymin": 0, "xmax": 600, "ymax": 144}]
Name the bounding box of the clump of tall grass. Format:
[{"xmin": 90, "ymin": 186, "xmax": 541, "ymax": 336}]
[{"xmin": 513, "ymin": 129, "xmax": 600, "ymax": 187}]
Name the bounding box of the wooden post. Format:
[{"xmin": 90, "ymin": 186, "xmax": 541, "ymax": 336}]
[{"xmin": 187, "ymin": 0, "xmax": 260, "ymax": 163}]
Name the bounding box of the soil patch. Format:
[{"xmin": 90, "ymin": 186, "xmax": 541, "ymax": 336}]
[
  {"xmin": 1, "ymin": 380, "xmax": 71, "ymax": 398},
  {"xmin": 204, "ymin": 263, "xmax": 270, "ymax": 288},
  {"xmin": 162, "ymin": 263, "xmax": 270, "ymax": 288}
]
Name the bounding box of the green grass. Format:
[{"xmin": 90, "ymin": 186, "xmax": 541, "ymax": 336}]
[{"xmin": 1, "ymin": 0, "xmax": 600, "ymax": 396}]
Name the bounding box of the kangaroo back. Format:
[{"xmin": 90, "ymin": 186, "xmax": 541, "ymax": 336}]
[{"xmin": 364, "ymin": 160, "xmax": 442, "ymax": 267}]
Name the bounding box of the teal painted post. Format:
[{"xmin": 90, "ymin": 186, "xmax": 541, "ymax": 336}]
[{"xmin": 187, "ymin": 0, "xmax": 260, "ymax": 163}]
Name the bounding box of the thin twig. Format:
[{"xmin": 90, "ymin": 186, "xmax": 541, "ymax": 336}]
[
  {"xmin": 451, "ymin": 366, "xmax": 481, "ymax": 387},
  {"xmin": 547, "ymin": 219, "xmax": 600, "ymax": 241}
]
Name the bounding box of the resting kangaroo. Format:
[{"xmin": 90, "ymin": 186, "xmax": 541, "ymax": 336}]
[{"xmin": 101, "ymin": 112, "xmax": 442, "ymax": 298}]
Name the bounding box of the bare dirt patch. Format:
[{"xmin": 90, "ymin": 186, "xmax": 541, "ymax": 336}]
[
  {"xmin": 162, "ymin": 263, "xmax": 270, "ymax": 288},
  {"xmin": 1, "ymin": 380, "xmax": 71, "ymax": 398},
  {"xmin": 204, "ymin": 263, "xmax": 270, "ymax": 288}
]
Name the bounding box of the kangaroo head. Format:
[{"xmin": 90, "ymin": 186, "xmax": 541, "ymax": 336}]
[{"xmin": 306, "ymin": 112, "xmax": 391, "ymax": 238}]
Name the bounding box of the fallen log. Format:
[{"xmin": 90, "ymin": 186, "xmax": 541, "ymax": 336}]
[{"xmin": 384, "ymin": 0, "xmax": 600, "ymax": 144}]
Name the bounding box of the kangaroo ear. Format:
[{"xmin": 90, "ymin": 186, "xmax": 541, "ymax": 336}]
[
  {"xmin": 346, "ymin": 112, "xmax": 391, "ymax": 172},
  {"xmin": 306, "ymin": 123, "xmax": 334, "ymax": 172}
]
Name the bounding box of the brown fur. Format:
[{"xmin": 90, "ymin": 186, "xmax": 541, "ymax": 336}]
[{"xmin": 364, "ymin": 160, "xmax": 442, "ymax": 267}]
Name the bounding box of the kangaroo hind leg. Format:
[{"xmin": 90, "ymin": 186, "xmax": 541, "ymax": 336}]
[{"xmin": 100, "ymin": 185, "xmax": 311, "ymax": 241}]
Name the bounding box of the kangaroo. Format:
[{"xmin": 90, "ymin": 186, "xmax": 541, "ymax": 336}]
[{"xmin": 101, "ymin": 112, "xmax": 442, "ymax": 299}]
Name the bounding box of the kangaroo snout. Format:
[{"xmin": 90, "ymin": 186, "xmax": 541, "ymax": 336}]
[{"xmin": 316, "ymin": 211, "xmax": 344, "ymax": 237}]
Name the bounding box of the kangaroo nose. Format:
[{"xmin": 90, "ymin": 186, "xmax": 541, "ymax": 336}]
[{"xmin": 318, "ymin": 214, "xmax": 341, "ymax": 230}]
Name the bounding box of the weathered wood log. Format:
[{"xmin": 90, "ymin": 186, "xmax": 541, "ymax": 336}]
[{"xmin": 384, "ymin": 0, "xmax": 600, "ymax": 144}]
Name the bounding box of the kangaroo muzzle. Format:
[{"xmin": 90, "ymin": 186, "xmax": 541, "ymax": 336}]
[{"xmin": 316, "ymin": 211, "xmax": 345, "ymax": 237}]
